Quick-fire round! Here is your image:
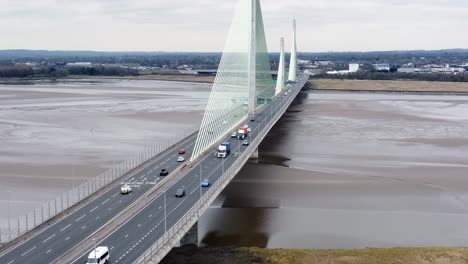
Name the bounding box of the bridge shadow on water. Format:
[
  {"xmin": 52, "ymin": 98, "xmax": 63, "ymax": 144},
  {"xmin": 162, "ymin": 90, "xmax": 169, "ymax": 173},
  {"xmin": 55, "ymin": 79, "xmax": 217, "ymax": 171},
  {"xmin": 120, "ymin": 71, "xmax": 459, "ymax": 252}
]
[
  {"xmin": 197, "ymin": 88, "xmax": 311, "ymax": 249},
  {"xmin": 257, "ymin": 89, "xmax": 309, "ymax": 165}
]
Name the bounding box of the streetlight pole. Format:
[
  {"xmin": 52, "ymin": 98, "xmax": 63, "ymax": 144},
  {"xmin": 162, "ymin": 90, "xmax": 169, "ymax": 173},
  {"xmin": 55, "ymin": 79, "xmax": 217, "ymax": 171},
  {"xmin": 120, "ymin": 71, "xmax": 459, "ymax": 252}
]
[
  {"xmin": 72, "ymin": 165, "xmax": 75, "ymax": 204},
  {"xmin": 92, "ymin": 238, "xmax": 97, "ymax": 257},
  {"xmin": 8, "ymin": 190, "xmax": 11, "ymax": 240},
  {"xmin": 199, "ymin": 165, "xmax": 202, "ymax": 200},
  {"xmin": 164, "ymin": 192, "xmax": 167, "ymax": 233}
]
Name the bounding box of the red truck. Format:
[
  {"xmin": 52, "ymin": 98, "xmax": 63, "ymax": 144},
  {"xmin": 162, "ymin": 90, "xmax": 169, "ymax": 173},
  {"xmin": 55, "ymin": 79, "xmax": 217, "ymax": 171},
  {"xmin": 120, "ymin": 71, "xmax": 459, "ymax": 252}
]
[{"xmin": 237, "ymin": 127, "xmax": 248, "ymax": 140}]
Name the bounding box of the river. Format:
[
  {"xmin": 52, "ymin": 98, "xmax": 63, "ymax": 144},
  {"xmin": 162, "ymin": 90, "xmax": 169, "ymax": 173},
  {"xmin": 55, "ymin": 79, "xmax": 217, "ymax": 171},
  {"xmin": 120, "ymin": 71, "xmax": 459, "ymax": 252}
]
[
  {"xmin": 1, "ymin": 79, "xmax": 468, "ymax": 248},
  {"xmin": 199, "ymin": 90, "xmax": 468, "ymax": 249}
]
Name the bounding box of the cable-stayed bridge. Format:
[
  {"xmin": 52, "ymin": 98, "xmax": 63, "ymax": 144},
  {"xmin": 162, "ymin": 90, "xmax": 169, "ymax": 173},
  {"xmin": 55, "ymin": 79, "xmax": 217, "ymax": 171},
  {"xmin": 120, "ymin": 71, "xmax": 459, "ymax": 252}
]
[{"xmin": 0, "ymin": 0, "xmax": 308, "ymax": 263}]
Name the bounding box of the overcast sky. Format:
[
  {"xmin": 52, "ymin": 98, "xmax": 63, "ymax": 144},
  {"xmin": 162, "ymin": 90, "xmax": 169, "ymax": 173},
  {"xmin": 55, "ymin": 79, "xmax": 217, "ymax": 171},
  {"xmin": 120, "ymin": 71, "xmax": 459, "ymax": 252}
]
[{"xmin": 1, "ymin": 0, "xmax": 467, "ymax": 52}]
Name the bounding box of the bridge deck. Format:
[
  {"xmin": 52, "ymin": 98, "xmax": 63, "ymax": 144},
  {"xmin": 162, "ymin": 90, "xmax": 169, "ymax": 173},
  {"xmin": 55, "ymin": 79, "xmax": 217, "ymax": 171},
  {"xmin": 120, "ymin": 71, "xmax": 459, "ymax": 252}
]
[{"xmin": 0, "ymin": 75, "xmax": 308, "ymax": 264}]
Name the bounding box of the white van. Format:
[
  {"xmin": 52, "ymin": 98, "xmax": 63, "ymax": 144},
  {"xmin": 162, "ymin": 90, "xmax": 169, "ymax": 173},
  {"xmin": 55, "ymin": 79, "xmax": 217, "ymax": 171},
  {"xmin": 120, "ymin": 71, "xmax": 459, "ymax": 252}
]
[{"xmin": 86, "ymin": 246, "xmax": 109, "ymax": 264}]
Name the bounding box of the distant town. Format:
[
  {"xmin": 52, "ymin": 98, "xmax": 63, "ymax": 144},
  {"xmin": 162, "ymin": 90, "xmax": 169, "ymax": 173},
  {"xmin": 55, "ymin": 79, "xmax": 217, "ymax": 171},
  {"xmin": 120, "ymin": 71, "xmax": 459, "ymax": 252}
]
[{"xmin": 1, "ymin": 49, "xmax": 468, "ymax": 82}]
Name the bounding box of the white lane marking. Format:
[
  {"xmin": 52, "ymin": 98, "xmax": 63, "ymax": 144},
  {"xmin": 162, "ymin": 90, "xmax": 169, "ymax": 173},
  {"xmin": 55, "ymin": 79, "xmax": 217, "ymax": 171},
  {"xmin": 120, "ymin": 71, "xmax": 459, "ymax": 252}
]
[
  {"xmin": 60, "ymin": 224, "xmax": 71, "ymax": 232},
  {"xmin": 46, "ymin": 249, "xmax": 52, "ymax": 254},
  {"xmin": 42, "ymin": 233, "xmax": 56, "ymax": 243},
  {"xmin": 112, "ymin": 193, "xmax": 118, "ymax": 198},
  {"xmin": 20, "ymin": 246, "xmax": 36, "ymax": 257},
  {"xmin": 65, "ymin": 237, "xmax": 70, "ymax": 241},
  {"xmin": 81, "ymin": 226, "xmax": 87, "ymax": 230},
  {"xmin": 90, "ymin": 206, "xmax": 98, "ymax": 213},
  {"xmin": 75, "ymin": 214, "xmax": 85, "ymax": 222},
  {"xmin": 96, "ymin": 216, "xmax": 100, "ymax": 220},
  {"xmin": 7, "ymin": 260, "xmax": 15, "ymax": 264},
  {"xmin": 137, "ymin": 224, "xmax": 141, "ymax": 228},
  {"xmin": 125, "ymin": 234, "xmax": 128, "ymax": 238},
  {"xmin": 101, "ymin": 199, "xmax": 110, "ymax": 205},
  {"xmin": 110, "ymin": 246, "xmax": 115, "ymax": 250}
]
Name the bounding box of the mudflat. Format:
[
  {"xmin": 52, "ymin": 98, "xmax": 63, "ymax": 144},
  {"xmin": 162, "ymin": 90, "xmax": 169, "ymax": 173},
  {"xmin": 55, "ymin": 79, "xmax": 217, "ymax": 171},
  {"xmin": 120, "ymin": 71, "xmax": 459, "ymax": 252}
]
[
  {"xmin": 0, "ymin": 79, "xmax": 210, "ymax": 226},
  {"xmin": 311, "ymin": 79, "xmax": 468, "ymax": 93}
]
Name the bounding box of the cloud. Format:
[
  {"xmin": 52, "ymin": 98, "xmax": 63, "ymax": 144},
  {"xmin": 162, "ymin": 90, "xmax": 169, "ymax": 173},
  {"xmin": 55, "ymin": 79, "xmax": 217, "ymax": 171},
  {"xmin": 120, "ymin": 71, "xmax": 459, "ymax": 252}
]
[{"xmin": 0, "ymin": 0, "xmax": 466, "ymax": 52}]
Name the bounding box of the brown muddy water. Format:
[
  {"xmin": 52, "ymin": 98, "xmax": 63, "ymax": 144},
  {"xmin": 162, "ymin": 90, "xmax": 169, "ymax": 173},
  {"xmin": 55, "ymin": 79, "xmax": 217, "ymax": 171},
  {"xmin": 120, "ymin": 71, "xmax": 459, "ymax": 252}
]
[
  {"xmin": 199, "ymin": 90, "xmax": 468, "ymax": 249},
  {"xmin": 1, "ymin": 79, "xmax": 468, "ymax": 249},
  {"xmin": 0, "ymin": 79, "xmax": 210, "ymax": 227}
]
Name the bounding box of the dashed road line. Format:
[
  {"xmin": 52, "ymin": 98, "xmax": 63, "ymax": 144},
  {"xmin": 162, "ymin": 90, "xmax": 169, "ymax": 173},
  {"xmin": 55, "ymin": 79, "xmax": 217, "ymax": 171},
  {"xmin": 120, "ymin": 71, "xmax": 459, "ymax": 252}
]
[
  {"xmin": 75, "ymin": 214, "xmax": 85, "ymax": 222},
  {"xmin": 20, "ymin": 246, "xmax": 36, "ymax": 257},
  {"xmin": 42, "ymin": 233, "xmax": 56, "ymax": 243},
  {"xmin": 90, "ymin": 206, "xmax": 99, "ymax": 213},
  {"xmin": 60, "ymin": 224, "xmax": 71, "ymax": 232}
]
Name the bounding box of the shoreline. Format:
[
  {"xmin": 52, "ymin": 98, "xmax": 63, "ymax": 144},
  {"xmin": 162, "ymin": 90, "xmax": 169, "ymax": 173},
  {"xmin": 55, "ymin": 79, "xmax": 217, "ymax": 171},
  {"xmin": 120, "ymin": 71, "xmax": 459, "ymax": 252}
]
[{"xmin": 2, "ymin": 75, "xmax": 468, "ymax": 94}]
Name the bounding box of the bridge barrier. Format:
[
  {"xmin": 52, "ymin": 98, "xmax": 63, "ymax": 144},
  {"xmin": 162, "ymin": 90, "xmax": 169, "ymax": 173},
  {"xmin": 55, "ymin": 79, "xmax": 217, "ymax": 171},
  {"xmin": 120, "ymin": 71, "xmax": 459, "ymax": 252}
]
[
  {"xmin": 0, "ymin": 126, "xmax": 199, "ymax": 245},
  {"xmin": 134, "ymin": 75, "xmax": 308, "ymax": 264}
]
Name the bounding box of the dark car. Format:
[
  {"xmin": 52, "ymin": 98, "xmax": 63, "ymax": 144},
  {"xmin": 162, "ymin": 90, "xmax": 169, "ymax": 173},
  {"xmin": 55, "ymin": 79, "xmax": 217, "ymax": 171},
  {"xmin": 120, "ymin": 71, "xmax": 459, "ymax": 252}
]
[
  {"xmin": 175, "ymin": 188, "xmax": 185, "ymax": 198},
  {"xmin": 160, "ymin": 169, "xmax": 169, "ymax": 176},
  {"xmin": 178, "ymin": 149, "xmax": 186, "ymax": 155}
]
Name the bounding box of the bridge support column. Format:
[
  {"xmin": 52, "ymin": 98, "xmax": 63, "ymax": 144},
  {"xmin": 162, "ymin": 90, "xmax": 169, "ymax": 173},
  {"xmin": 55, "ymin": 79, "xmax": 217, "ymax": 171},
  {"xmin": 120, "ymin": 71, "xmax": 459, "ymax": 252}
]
[
  {"xmin": 250, "ymin": 148, "xmax": 259, "ymax": 160},
  {"xmin": 180, "ymin": 221, "xmax": 198, "ymax": 246}
]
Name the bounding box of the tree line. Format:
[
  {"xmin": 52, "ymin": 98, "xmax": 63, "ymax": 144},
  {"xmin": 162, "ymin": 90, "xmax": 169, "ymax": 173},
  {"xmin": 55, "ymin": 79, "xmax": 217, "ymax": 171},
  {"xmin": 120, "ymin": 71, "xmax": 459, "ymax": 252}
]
[
  {"xmin": 0, "ymin": 64, "xmax": 139, "ymax": 78},
  {"xmin": 312, "ymin": 72, "xmax": 468, "ymax": 82}
]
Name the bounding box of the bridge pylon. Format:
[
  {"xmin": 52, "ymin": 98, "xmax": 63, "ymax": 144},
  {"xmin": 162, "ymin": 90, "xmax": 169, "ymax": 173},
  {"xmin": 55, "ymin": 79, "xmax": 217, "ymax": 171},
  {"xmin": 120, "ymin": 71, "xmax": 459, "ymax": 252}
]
[
  {"xmin": 190, "ymin": 0, "xmax": 273, "ymax": 162},
  {"xmin": 288, "ymin": 19, "xmax": 298, "ymax": 82},
  {"xmin": 275, "ymin": 37, "xmax": 286, "ymax": 95}
]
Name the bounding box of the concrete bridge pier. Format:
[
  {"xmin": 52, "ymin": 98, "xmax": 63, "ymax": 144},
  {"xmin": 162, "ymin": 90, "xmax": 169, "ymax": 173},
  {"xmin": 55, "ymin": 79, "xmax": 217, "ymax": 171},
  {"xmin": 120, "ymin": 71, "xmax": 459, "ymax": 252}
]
[
  {"xmin": 179, "ymin": 221, "xmax": 198, "ymax": 246},
  {"xmin": 250, "ymin": 148, "xmax": 259, "ymax": 160}
]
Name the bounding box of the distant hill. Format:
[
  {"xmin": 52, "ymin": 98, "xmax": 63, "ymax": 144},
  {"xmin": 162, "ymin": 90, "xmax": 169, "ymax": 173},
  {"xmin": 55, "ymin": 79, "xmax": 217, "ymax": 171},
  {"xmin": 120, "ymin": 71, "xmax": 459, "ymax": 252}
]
[{"xmin": 0, "ymin": 49, "xmax": 222, "ymax": 59}]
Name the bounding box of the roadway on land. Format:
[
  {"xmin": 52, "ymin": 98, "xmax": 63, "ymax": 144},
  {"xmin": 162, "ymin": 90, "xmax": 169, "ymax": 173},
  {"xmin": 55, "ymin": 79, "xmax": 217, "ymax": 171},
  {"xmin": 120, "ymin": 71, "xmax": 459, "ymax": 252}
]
[
  {"xmin": 72, "ymin": 75, "xmax": 309, "ymax": 264},
  {"xmin": 0, "ymin": 133, "xmax": 198, "ymax": 264}
]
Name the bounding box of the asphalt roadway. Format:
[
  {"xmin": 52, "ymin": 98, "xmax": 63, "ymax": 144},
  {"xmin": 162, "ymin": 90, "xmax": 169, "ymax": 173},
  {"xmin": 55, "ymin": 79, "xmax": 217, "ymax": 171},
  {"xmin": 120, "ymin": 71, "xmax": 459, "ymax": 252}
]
[
  {"xmin": 0, "ymin": 132, "xmax": 198, "ymax": 264},
  {"xmin": 0, "ymin": 75, "xmax": 308, "ymax": 264},
  {"xmin": 71, "ymin": 75, "xmax": 309, "ymax": 264}
]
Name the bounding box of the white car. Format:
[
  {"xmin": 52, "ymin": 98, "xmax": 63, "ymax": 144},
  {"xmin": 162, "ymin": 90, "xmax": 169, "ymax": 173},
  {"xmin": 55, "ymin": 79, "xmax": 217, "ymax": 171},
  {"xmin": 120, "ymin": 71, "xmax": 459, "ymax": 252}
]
[
  {"xmin": 120, "ymin": 184, "xmax": 132, "ymax": 194},
  {"xmin": 177, "ymin": 156, "xmax": 185, "ymax": 162},
  {"xmin": 86, "ymin": 246, "xmax": 109, "ymax": 264},
  {"xmin": 247, "ymin": 127, "xmax": 252, "ymax": 132}
]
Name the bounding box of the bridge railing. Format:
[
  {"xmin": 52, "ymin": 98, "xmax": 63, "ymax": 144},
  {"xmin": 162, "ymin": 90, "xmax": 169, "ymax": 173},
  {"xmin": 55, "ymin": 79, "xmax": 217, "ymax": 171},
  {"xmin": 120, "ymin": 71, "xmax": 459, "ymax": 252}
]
[
  {"xmin": 134, "ymin": 76, "xmax": 307, "ymax": 264},
  {"xmin": 0, "ymin": 126, "xmax": 198, "ymax": 245}
]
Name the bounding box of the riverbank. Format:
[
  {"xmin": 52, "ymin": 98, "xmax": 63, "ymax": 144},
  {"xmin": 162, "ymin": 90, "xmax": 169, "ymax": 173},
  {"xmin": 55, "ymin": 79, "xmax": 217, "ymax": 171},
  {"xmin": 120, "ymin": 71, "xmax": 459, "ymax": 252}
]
[
  {"xmin": 162, "ymin": 245, "xmax": 468, "ymax": 264},
  {"xmin": 0, "ymin": 74, "xmax": 215, "ymax": 84},
  {"xmin": 311, "ymin": 78, "xmax": 468, "ymax": 93},
  {"xmin": 3, "ymin": 75, "xmax": 468, "ymax": 93}
]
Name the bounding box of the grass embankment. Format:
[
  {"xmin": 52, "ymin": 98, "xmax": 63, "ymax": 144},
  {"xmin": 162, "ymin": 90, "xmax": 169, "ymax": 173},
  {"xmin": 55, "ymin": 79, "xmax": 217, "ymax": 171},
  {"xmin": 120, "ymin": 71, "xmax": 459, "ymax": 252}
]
[
  {"xmin": 245, "ymin": 247, "xmax": 468, "ymax": 264},
  {"xmin": 161, "ymin": 246, "xmax": 468, "ymax": 264},
  {"xmin": 310, "ymin": 79, "xmax": 468, "ymax": 93}
]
